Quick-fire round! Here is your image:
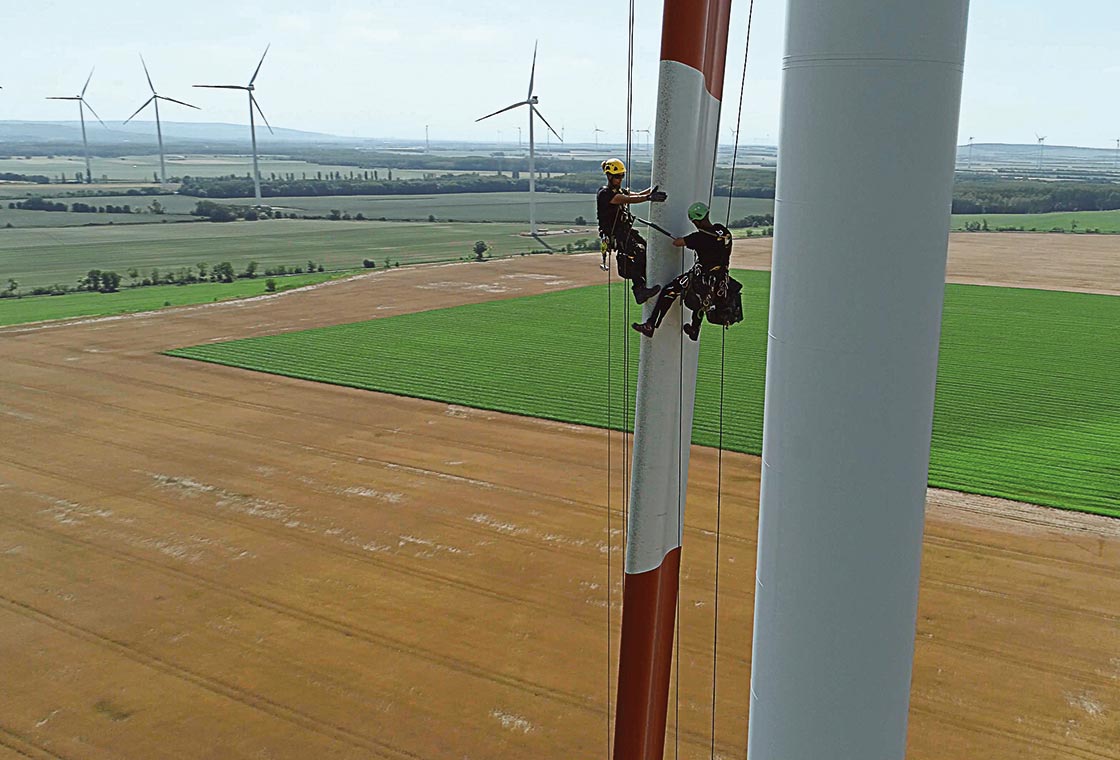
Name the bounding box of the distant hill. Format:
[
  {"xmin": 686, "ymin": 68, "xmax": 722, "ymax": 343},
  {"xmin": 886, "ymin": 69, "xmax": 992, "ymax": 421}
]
[{"xmin": 0, "ymin": 120, "xmax": 353, "ymax": 145}]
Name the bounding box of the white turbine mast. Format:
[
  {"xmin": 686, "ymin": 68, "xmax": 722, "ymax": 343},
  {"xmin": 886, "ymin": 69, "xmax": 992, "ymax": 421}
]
[
  {"xmin": 1035, "ymin": 133, "xmax": 1046, "ymax": 172},
  {"xmin": 46, "ymin": 69, "xmax": 107, "ymax": 184},
  {"xmin": 124, "ymin": 55, "xmax": 200, "ymax": 185},
  {"xmin": 475, "ymin": 40, "xmax": 562, "ymax": 237},
  {"xmin": 194, "ymin": 45, "xmax": 274, "ymax": 203},
  {"xmin": 593, "ymin": 125, "xmax": 605, "ymax": 148}
]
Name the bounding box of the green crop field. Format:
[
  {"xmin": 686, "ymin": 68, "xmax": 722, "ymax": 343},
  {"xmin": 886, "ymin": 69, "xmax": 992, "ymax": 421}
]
[
  {"xmin": 952, "ymin": 209, "xmax": 1120, "ymax": 233},
  {"xmin": 0, "ymin": 206, "xmax": 197, "ymax": 228},
  {"xmin": 0, "ymin": 270, "xmax": 350, "ymax": 327},
  {"xmin": 168, "ymin": 272, "xmax": 1120, "ymax": 518},
  {"xmin": 0, "ymin": 219, "xmax": 591, "ymax": 289}
]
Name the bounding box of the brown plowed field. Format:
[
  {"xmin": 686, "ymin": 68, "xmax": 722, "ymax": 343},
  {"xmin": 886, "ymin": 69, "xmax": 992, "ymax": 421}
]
[{"xmin": 1, "ymin": 234, "xmax": 1117, "ymax": 759}]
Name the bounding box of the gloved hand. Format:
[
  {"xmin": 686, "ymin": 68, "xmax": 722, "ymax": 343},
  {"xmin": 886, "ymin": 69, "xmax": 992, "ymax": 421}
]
[{"xmin": 648, "ymin": 185, "xmax": 667, "ymax": 202}]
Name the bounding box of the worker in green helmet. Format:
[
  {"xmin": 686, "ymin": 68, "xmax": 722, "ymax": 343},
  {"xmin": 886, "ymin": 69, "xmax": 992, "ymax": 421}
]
[{"xmin": 632, "ymin": 201, "xmax": 734, "ymax": 340}]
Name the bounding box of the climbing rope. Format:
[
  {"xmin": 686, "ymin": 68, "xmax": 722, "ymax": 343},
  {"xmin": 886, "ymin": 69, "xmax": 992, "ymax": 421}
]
[{"xmin": 713, "ymin": 2, "xmax": 756, "ymax": 757}]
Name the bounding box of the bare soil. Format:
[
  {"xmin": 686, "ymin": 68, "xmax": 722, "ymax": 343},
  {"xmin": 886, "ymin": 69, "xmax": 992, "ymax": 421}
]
[{"xmin": 1, "ymin": 236, "xmax": 1117, "ymax": 759}]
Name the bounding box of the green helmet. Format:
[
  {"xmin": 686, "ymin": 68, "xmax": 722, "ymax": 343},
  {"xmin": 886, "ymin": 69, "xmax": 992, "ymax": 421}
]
[{"xmin": 687, "ymin": 202, "xmax": 709, "ymax": 222}]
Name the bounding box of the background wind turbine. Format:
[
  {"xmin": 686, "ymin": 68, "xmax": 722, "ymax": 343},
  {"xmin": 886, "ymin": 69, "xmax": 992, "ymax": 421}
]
[
  {"xmin": 46, "ymin": 69, "xmax": 107, "ymax": 184},
  {"xmin": 593, "ymin": 125, "xmax": 605, "ymax": 148},
  {"xmin": 475, "ymin": 41, "xmax": 562, "ymax": 237},
  {"xmin": 1035, "ymin": 133, "xmax": 1046, "ymax": 172},
  {"xmin": 124, "ymin": 55, "xmax": 199, "ymax": 185},
  {"xmin": 194, "ymin": 46, "xmax": 274, "ymax": 203}
]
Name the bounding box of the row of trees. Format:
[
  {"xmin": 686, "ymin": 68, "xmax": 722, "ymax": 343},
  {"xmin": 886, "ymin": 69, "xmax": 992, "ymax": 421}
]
[
  {"xmin": 3, "ymin": 259, "xmax": 328, "ymax": 299},
  {"xmin": 7, "ymin": 197, "xmax": 170, "ymax": 215}
]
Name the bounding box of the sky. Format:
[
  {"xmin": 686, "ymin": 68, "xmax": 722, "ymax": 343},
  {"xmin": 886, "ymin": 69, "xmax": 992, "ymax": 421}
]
[{"xmin": 3, "ymin": 0, "xmax": 1119, "ymax": 148}]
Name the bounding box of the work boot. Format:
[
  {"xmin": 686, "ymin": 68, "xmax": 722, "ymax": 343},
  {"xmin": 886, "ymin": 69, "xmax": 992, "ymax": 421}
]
[
  {"xmin": 632, "ymin": 321, "xmax": 655, "ymax": 338},
  {"xmin": 683, "ymin": 322, "xmax": 701, "ymax": 341},
  {"xmin": 633, "ymin": 284, "xmax": 661, "ymax": 304},
  {"xmin": 600, "ymin": 260, "xmax": 610, "ymax": 271}
]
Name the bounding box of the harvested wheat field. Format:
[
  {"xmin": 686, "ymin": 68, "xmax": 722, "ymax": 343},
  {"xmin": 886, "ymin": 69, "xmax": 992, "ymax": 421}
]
[{"xmin": 1, "ymin": 234, "xmax": 1118, "ymax": 759}]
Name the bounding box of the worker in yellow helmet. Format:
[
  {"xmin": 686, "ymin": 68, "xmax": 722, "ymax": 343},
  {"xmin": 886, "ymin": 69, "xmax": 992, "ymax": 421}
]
[{"xmin": 597, "ymin": 158, "xmax": 666, "ymax": 304}]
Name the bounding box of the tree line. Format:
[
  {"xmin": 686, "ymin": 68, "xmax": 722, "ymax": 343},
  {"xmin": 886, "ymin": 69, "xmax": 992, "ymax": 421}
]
[{"xmin": 2, "ymin": 259, "xmax": 327, "ymax": 299}]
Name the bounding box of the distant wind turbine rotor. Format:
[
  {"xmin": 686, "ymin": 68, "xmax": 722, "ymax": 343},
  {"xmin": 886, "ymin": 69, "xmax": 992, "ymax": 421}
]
[
  {"xmin": 124, "ymin": 54, "xmax": 200, "ymax": 185},
  {"xmin": 1035, "ymin": 133, "xmax": 1046, "ymax": 172},
  {"xmin": 475, "ymin": 40, "xmax": 563, "ymax": 237},
  {"xmin": 194, "ymin": 45, "xmax": 274, "ymax": 203},
  {"xmin": 46, "ymin": 68, "xmax": 108, "ymax": 184}
]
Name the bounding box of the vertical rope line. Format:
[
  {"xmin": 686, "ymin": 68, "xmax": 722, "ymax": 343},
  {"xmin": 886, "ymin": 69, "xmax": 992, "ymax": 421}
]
[
  {"xmin": 724, "ymin": 0, "xmax": 756, "ymax": 228},
  {"xmin": 710, "ymin": 327, "xmax": 727, "ymax": 759},
  {"xmin": 675, "ymin": 244, "xmax": 686, "ymax": 760},
  {"xmin": 605, "ymin": 244, "xmax": 613, "ymax": 759}
]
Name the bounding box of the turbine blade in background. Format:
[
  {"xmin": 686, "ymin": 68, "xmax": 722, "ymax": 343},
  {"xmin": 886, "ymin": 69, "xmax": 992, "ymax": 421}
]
[
  {"xmin": 250, "ymin": 44, "xmax": 270, "ymax": 86},
  {"xmin": 476, "ymin": 101, "xmax": 527, "ymax": 123},
  {"xmin": 159, "ymin": 95, "xmax": 200, "ymax": 110},
  {"xmin": 140, "ymin": 53, "xmax": 156, "ymax": 93},
  {"xmin": 123, "ymin": 96, "xmax": 155, "ymax": 124},
  {"xmin": 83, "ymin": 100, "xmax": 108, "ymax": 128},
  {"xmin": 251, "ymin": 95, "xmax": 274, "ymax": 134},
  {"xmin": 46, "ymin": 96, "xmax": 81, "ymax": 100},
  {"xmin": 193, "ymin": 84, "xmax": 248, "ymax": 90},
  {"xmin": 532, "ymin": 106, "xmax": 562, "ymax": 142},
  {"xmin": 81, "ymin": 67, "xmax": 95, "ymax": 97},
  {"xmin": 527, "ymin": 40, "xmax": 538, "ymax": 99}
]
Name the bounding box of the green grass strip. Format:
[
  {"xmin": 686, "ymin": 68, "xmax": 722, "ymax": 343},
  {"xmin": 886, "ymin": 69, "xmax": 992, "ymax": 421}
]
[
  {"xmin": 167, "ymin": 271, "xmax": 1120, "ymax": 519},
  {"xmin": 0, "ymin": 271, "xmax": 350, "ymax": 327}
]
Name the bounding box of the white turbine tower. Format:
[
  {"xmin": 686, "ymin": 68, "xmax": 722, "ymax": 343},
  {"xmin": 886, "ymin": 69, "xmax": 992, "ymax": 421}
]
[
  {"xmin": 194, "ymin": 46, "xmax": 274, "ymax": 203},
  {"xmin": 475, "ymin": 41, "xmax": 562, "ymax": 237},
  {"xmin": 1035, "ymin": 133, "xmax": 1046, "ymax": 173},
  {"xmin": 124, "ymin": 55, "xmax": 200, "ymax": 186},
  {"xmin": 593, "ymin": 125, "xmax": 605, "ymax": 148},
  {"xmin": 47, "ymin": 69, "xmax": 107, "ymax": 184}
]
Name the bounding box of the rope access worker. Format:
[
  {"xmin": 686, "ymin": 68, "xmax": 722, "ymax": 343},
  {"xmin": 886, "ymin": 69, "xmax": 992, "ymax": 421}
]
[
  {"xmin": 597, "ymin": 158, "xmax": 667, "ymax": 304},
  {"xmin": 632, "ymin": 202, "xmax": 734, "ymax": 341}
]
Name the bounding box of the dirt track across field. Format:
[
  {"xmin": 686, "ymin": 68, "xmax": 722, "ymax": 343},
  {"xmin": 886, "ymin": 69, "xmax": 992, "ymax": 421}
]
[{"xmin": 1, "ymin": 234, "xmax": 1118, "ymax": 759}]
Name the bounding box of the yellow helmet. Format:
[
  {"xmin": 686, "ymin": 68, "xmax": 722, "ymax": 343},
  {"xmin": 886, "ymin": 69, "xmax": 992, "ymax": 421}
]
[{"xmin": 602, "ymin": 158, "xmax": 627, "ymax": 176}]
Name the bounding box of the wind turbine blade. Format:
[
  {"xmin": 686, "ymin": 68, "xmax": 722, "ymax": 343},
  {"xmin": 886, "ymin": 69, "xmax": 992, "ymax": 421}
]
[
  {"xmin": 140, "ymin": 53, "xmax": 156, "ymax": 93},
  {"xmin": 158, "ymin": 95, "xmax": 200, "ymax": 110},
  {"xmin": 123, "ymin": 96, "xmax": 155, "ymax": 124},
  {"xmin": 251, "ymin": 95, "xmax": 274, "ymax": 134},
  {"xmin": 193, "ymin": 84, "xmax": 249, "ymax": 90},
  {"xmin": 532, "ymin": 106, "xmax": 562, "ymax": 142},
  {"xmin": 83, "ymin": 100, "xmax": 108, "ymax": 128},
  {"xmin": 81, "ymin": 68, "xmax": 95, "ymax": 97},
  {"xmin": 249, "ymin": 44, "xmax": 270, "ymax": 86},
  {"xmin": 46, "ymin": 96, "xmax": 81, "ymax": 101},
  {"xmin": 476, "ymin": 101, "xmax": 527, "ymax": 123},
  {"xmin": 527, "ymin": 40, "xmax": 538, "ymax": 99}
]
